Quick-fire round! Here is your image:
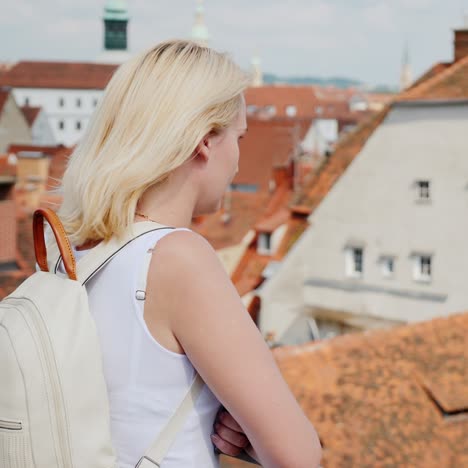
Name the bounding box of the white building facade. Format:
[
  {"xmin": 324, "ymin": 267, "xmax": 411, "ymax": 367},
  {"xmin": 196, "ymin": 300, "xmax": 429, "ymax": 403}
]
[
  {"xmin": 258, "ymin": 100, "xmax": 468, "ymax": 343},
  {"xmin": 13, "ymin": 88, "xmax": 103, "ymax": 146}
]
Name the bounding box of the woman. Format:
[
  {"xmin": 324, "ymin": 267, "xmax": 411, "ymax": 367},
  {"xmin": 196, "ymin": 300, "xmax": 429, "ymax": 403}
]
[{"xmin": 57, "ymin": 40, "xmax": 322, "ymax": 467}]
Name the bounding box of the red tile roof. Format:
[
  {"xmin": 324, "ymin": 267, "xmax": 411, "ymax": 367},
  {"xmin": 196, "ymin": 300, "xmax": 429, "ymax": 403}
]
[
  {"xmin": 21, "ymin": 105, "xmax": 42, "ymax": 126},
  {"xmin": 291, "ymin": 108, "xmax": 389, "ymax": 214},
  {"xmin": 0, "ymin": 154, "xmax": 16, "ymax": 178},
  {"xmin": 191, "ymin": 191, "xmax": 270, "ymax": 251},
  {"xmin": 233, "ymin": 118, "xmax": 310, "ymax": 192},
  {"xmin": 407, "ymin": 62, "xmax": 452, "ymax": 91},
  {"xmin": 273, "ymin": 312, "xmax": 468, "ymax": 467},
  {"xmin": 0, "ymin": 61, "xmax": 118, "ymax": 90},
  {"xmin": 400, "ymin": 54, "xmax": 468, "ymax": 101},
  {"xmin": 245, "ymin": 85, "xmax": 319, "ymax": 118}
]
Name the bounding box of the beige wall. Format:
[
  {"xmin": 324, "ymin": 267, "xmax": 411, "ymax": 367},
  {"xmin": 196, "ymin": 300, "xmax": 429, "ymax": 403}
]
[{"xmin": 0, "ymin": 93, "xmax": 32, "ymax": 152}]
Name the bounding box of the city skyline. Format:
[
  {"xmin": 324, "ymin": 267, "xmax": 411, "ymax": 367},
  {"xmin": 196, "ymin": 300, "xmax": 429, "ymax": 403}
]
[{"xmin": 1, "ymin": 0, "xmax": 468, "ymax": 87}]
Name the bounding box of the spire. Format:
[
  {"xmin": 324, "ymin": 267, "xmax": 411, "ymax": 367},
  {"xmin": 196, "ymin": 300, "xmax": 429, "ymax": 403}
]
[
  {"xmin": 251, "ymin": 54, "xmax": 263, "ymax": 87},
  {"xmin": 400, "ymin": 42, "xmax": 413, "ymax": 91},
  {"xmin": 192, "ymin": 0, "xmax": 210, "ymax": 46}
]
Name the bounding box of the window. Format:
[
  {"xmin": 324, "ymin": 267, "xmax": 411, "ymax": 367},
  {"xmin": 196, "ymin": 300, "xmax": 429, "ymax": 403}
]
[
  {"xmin": 58, "ymin": 120, "xmax": 65, "ymax": 130},
  {"xmin": 76, "ymin": 98, "xmax": 81, "ymax": 108},
  {"xmin": 246, "ymin": 104, "xmax": 257, "ymax": 115},
  {"xmin": 380, "ymin": 256, "xmax": 395, "ymax": 278},
  {"xmin": 257, "ymin": 233, "xmax": 272, "ymax": 255},
  {"xmin": 264, "ymin": 105, "xmax": 276, "ymax": 116},
  {"xmin": 230, "ymin": 183, "xmax": 257, "ymax": 193},
  {"xmin": 76, "ymin": 121, "xmax": 81, "ymax": 130},
  {"xmin": 93, "ymin": 98, "xmax": 98, "ymax": 107},
  {"xmin": 286, "ymin": 105, "xmax": 297, "ymax": 117},
  {"xmin": 24, "ymin": 97, "xmax": 30, "ymax": 106},
  {"xmin": 59, "ymin": 97, "xmax": 65, "ymax": 108},
  {"xmin": 413, "ymin": 255, "xmax": 432, "ymax": 282},
  {"xmin": 416, "ymin": 180, "xmax": 430, "ymax": 200},
  {"xmin": 345, "ymin": 247, "xmax": 364, "ymax": 277}
]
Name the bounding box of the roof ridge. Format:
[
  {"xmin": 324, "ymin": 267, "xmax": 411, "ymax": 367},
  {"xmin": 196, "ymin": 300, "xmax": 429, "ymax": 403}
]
[{"xmin": 399, "ymin": 54, "xmax": 468, "ymax": 101}]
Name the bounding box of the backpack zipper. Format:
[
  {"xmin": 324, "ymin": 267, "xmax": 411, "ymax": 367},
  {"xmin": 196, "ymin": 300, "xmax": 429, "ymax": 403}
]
[
  {"xmin": 0, "ymin": 418, "xmax": 22, "ymax": 430},
  {"xmin": 5, "ymin": 298, "xmax": 73, "ymax": 466}
]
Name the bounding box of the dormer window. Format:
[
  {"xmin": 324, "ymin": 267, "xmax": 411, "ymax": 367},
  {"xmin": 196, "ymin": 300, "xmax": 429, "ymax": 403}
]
[
  {"xmin": 265, "ymin": 105, "xmax": 276, "ymax": 116},
  {"xmin": 247, "ymin": 104, "xmax": 257, "ymax": 115},
  {"xmin": 257, "ymin": 232, "xmax": 272, "ymax": 255},
  {"xmin": 286, "ymin": 105, "xmax": 297, "ymax": 117}
]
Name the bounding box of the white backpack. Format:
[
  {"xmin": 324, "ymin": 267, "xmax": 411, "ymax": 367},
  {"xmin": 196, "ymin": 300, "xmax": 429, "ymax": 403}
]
[{"xmin": 0, "ymin": 208, "xmax": 204, "ymax": 468}]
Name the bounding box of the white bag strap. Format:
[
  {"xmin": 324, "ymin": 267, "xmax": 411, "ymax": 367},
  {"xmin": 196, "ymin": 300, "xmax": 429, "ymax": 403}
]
[{"xmin": 136, "ymin": 372, "xmax": 205, "ymax": 467}]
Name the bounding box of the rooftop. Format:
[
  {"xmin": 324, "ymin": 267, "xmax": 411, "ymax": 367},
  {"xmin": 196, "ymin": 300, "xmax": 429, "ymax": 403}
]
[
  {"xmin": 0, "ymin": 61, "xmax": 118, "ymax": 90},
  {"xmin": 273, "ymin": 312, "xmax": 468, "ymax": 467}
]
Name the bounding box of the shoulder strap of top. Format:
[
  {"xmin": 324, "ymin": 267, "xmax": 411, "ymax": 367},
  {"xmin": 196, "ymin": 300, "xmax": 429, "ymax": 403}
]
[
  {"xmin": 135, "ymin": 227, "xmax": 192, "ymax": 301},
  {"xmin": 46, "ymin": 221, "xmax": 173, "ymax": 285}
]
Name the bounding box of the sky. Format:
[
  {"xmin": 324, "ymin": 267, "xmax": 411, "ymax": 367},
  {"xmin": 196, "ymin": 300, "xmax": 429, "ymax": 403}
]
[{"xmin": 1, "ymin": 0, "xmax": 468, "ymax": 87}]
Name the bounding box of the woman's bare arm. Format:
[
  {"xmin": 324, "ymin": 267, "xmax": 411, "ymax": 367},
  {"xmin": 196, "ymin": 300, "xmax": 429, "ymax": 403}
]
[{"xmin": 146, "ymin": 230, "xmax": 322, "ymax": 468}]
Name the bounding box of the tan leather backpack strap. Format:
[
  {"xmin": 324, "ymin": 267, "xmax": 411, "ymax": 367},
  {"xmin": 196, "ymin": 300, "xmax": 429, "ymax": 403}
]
[{"xmin": 33, "ymin": 208, "xmax": 77, "ymax": 281}]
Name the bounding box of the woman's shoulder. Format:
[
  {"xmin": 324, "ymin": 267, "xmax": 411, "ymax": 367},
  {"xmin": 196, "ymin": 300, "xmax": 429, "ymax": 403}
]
[
  {"xmin": 154, "ymin": 228, "xmax": 218, "ymax": 264},
  {"xmin": 147, "ymin": 227, "xmax": 229, "ymax": 298}
]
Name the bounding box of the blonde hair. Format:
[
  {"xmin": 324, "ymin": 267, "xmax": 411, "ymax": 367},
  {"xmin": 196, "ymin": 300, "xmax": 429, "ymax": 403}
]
[{"xmin": 57, "ymin": 40, "xmax": 250, "ymax": 245}]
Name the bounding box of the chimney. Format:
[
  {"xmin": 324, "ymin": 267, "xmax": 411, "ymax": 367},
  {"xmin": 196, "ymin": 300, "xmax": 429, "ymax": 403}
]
[{"xmin": 454, "ymin": 15, "xmax": 468, "ymax": 62}]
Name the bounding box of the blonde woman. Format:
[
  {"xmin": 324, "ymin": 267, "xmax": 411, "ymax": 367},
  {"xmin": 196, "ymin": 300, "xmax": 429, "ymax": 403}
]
[{"xmin": 57, "ymin": 40, "xmax": 321, "ymax": 468}]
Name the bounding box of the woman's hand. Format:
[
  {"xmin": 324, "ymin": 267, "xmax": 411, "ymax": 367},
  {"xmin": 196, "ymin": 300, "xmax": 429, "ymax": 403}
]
[{"xmin": 211, "ymin": 408, "xmax": 259, "ymax": 462}]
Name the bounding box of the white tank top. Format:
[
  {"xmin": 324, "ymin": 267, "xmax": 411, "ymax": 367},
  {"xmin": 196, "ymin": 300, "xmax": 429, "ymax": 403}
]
[{"xmin": 59, "ymin": 227, "xmax": 222, "ymax": 468}]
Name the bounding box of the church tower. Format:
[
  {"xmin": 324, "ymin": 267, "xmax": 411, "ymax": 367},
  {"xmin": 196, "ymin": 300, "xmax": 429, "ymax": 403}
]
[
  {"xmin": 99, "ymin": 0, "xmax": 130, "ymax": 64},
  {"xmin": 400, "ymin": 42, "xmax": 413, "ymax": 91},
  {"xmin": 192, "ymin": 0, "xmax": 210, "ymax": 46}
]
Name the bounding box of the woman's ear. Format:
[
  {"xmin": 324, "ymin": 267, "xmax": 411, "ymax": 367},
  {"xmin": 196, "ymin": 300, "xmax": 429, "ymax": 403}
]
[{"xmin": 194, "ymin": 133, "xmax": 212, "ymax": 163}]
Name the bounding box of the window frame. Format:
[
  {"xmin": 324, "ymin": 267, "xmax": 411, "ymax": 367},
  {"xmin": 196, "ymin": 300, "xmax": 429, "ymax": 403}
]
[
  {"xmin": 345, "ymin": 246, "xmax": 364, "ymax": 278},
  {"xmin": 412, "ymin": 254, "xmax": 432, "ymax": 283}
]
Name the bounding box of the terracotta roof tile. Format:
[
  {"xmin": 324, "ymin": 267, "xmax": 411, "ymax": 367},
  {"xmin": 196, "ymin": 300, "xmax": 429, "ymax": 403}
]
[
  {"xmin": 0, "ymin": 154, "xmax": 16, "ymax": 178},
  {"xmin": 233, "ymin": 118, "xmax": 310, "ymax": 192},
  {"xmin": 0, "ymin": 61, "xmax": 118, "ymax": 90},
  {"xmin": 407, "ymin": 62, "xmax": 452, "ymax": 91},
  {"xmin": 191, "ymin": 191, "xmax": 270, "ymax": 251},
  {"xmin": 273, "ymin": 312, "xmax": 468, "ymax": 467},
  {"xmin": 20, "ymin": 105, "xmax": 42, "ymax": 126},
  {"xmin": 291, "ymin": 107, "xmax": 390, "ymax": 214},
  {"xmin": 400, "ymin": 54, "xmax": 468, "ymax": 101},
  {"xmin": 231, "ymin": 246, "xmax": 270, "ymax": 297}
]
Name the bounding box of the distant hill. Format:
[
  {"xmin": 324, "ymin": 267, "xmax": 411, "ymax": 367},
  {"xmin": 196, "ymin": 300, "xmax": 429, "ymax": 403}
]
[{"xmin": 263, "ymin": 73, "xmax": 397, "ymax": 93}]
